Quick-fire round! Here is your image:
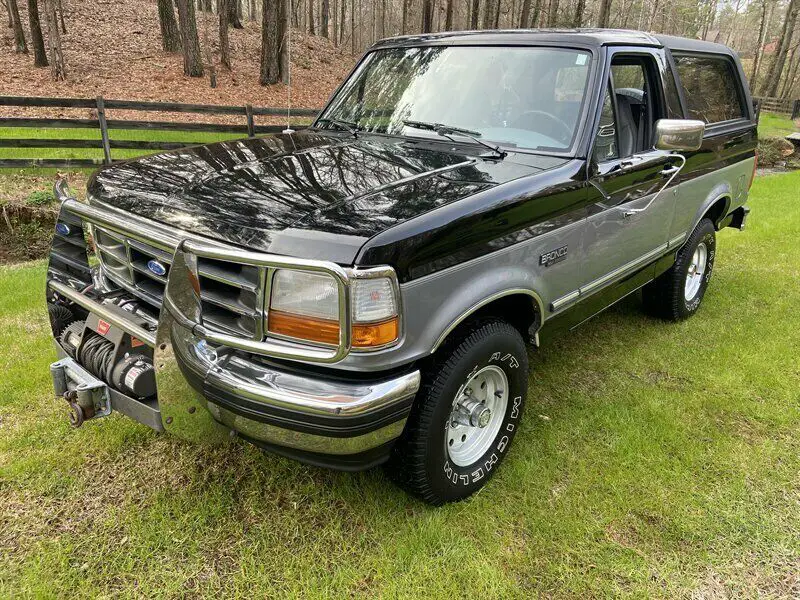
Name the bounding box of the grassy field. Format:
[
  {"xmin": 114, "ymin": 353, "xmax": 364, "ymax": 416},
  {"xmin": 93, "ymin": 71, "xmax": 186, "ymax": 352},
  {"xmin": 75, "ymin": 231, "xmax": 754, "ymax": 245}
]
[
  {"xmin": 1, "ymin": 172, "xmax": 799, "ymax": 598},
  {"xmin": 757, "ymin": 112, "xmax": 799, "ymax": 138}
]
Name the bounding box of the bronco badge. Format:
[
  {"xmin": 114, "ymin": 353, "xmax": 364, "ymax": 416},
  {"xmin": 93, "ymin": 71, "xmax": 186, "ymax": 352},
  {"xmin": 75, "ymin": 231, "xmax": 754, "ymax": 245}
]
[{"xmin": 540, "ymin": 245, "xmax": 568, "ymax": 267}]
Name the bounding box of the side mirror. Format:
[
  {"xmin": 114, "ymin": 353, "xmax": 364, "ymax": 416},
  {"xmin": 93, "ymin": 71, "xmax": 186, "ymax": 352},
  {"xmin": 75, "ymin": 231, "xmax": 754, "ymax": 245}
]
[{"xmin": 654, "ymin": 119, "xmax": 705, "ymax": 152}]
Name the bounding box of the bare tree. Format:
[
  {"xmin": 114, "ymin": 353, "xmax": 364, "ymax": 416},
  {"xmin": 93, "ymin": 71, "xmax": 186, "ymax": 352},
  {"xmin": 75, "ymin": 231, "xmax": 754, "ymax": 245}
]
[
  {"xmin": 519, "ymin": 0, "xmax": 531, "ymax": 26},
  {"xmin": 422, "ymin": 0, "xmax": 433, "ymax": 31},
  {"xmin": 260, "ymin": 0, "xmax": 286, "ymax": 84},
  {"xmin": 321, "ymin": 0, "xmax": 329, "ymax": 36},
  {"xmin": 401, "ymin": 0, "xmax": 409, "ymax": 32},
  {"xmin": 229, "ymin": 0, "xmax": 244, "ymax": 27},
  {"xmin": 750, "ymin": 0, "xmax": 772, "ymax": 86},
  {"xmin": 572, "ymin": 0, "xmax": 585, "ymax": 26},
  {"xmin": 547, "ymin": 0, "xmax": 558, "ymax": 25},
  {"xmin": 27, "ymin": 0, "xmax": 48, "ymax": 66},
  {"xmin": 175, "ymin": 0, "xmax": 204, "ymax": 76},
  {"xmin": 444, "ymin": 0, "xmax": 453, "ymax": 28},
  {"xmin": 762, "ymin": 0, "xmax": 799, "ymax": 96},
  {"xmin": 7, "ymin": 0, "xmax": 26, "ymax": 52},
  {"xmin": 219, "ymin": 0, "xmax": 231, "ymax": 69},
  {"xmin": 308, "ymin": 0, "xmax": 315, "ymax": 33},
  {"xmin": 471, "ymin": 0, "xmax": 479, "ymax": 28},
  {"xmin": 157, "ymin": 0, "xmax": 182, "ymax": 52},
  {"xmin": 43, "ymin": 0, "xmax": 65, "ymax": 79},
  {"xmin": 596, "ymin": 0, "xmax": 611, "ymax": 26}
]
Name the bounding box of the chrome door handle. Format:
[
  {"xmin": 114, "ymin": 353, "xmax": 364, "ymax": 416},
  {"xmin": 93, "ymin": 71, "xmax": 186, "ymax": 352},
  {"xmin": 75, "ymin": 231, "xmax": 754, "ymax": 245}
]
[
  {"xmin": 661, "ymin": 164, "xmax": 681, "ymax": 177},
  {"xmin": 622, "ymin": 154, "xmax": 687, "ymax": 219}
]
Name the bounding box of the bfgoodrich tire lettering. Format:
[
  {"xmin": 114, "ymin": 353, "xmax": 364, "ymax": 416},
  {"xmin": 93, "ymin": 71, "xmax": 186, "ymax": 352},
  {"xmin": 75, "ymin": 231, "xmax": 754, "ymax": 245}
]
[
  {"xmin": 644, "ymin": 218, "xmax": 716, "ymax": 321},
  {"xmin": 386, "ymin": 319, "xmax": 528, "ymax": 505}
]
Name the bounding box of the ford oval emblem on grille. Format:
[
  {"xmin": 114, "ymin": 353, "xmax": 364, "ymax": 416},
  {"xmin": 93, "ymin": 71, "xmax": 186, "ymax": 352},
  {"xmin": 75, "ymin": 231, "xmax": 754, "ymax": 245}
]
[
  {"xmin": 147, "ymin": 259, "xmax": 167, "ymax": 277},
  {"xmin": 55, "ymin": 222, "xmax": 71, "ymax": 236}
]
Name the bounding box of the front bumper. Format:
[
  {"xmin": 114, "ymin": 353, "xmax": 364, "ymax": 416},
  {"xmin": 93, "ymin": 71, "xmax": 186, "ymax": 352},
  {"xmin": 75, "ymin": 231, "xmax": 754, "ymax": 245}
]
[{"xmin": 46, "ymin": 193, "xmax": 420, "ymax": 470}]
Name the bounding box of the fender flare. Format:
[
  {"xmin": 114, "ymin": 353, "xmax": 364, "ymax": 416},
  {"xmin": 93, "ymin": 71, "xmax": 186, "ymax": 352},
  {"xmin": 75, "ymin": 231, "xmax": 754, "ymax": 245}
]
[{"xmin": 430, "ymin": 287, "xmax": 544, "ymax": 353}]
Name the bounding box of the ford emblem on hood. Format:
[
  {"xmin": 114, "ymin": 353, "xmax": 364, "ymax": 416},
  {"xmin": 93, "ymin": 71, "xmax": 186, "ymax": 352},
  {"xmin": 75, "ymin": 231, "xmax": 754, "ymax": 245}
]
[{"xmin": 147, "ymin": 259, "xmax": 167, "ymax": 277}]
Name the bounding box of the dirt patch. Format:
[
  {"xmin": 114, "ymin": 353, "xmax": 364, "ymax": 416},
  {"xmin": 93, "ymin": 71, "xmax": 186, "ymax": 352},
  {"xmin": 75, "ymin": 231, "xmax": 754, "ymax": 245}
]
[
  {"xmin": 0, "ymin": 172, "xmax": 87, "ymax": 264},
  {"xmin": 0, "ymin": 0, "xmax": 355, "ymax": 125}
]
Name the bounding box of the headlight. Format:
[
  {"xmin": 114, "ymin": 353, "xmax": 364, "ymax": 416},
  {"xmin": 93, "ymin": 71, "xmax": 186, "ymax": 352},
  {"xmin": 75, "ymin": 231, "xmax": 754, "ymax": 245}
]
[{"xmin": 267, "ymin": 269, "xmax": 400, "ymax": 349}]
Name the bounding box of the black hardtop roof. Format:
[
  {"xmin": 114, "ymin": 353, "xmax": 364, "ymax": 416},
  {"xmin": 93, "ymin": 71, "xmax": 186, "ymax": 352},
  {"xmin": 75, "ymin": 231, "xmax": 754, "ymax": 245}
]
[{"xmin": 370, "ymin": 28, "xmax": 737, "ymax": 57}]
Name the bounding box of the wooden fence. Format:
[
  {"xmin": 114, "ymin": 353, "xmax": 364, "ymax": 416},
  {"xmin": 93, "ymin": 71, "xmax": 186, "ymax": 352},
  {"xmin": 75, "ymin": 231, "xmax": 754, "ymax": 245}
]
[
  {"xmin": 753, "ymin": 96, "xmax": 800, "ymax": 119},
  {"xmin": 0, "ymin": 96, "xmax": 321, "ymax": 169}
]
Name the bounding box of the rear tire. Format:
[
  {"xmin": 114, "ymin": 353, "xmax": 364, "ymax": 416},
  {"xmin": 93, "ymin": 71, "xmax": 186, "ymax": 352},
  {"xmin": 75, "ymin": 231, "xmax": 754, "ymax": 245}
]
[
  {"xmin": 643, "ymin": 218, "xmax": 716, "ymax": 321},
  {"xmin": 386, "ymin": 319, "xmax": 528, "ymax": 505}
]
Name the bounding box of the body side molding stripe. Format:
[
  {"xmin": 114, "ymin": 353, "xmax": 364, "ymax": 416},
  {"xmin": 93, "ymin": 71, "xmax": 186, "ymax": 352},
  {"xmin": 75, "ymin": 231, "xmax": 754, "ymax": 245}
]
[{"xmin": 550, "ymin": 241, "xmax": 672, "ymax": 312}]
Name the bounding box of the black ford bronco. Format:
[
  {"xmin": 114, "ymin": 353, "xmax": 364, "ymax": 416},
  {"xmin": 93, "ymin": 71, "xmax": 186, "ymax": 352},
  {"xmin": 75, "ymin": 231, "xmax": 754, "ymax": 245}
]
[{"xmin": 46, "ymin": 29, "xmax": 756, "ymax": 504}]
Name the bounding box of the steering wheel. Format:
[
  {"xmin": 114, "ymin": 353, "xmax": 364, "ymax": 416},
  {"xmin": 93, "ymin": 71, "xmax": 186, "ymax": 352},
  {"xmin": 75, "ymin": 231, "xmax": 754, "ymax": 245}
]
[{"xmin": 510, "ymin": 110, "xmax": 573, "ymax": 145}]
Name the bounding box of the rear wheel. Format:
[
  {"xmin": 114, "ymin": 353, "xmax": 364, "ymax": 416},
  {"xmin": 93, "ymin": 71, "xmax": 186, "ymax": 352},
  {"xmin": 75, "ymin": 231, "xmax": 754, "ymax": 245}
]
[
  {"xmin": 386, "ymin": 319, "xmax": 528, "ymax": 505},
  {"xmin": 644, "ymin": 218, "xmax": 716, "ymax": 321}
]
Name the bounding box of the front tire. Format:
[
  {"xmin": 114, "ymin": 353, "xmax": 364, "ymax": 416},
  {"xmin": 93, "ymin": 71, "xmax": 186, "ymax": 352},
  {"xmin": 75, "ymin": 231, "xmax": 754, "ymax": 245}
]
[
  {"xmin": 386, "ymin": 319, "xmax": 528, "ymax": 505},
  {"xmin": 644, "ymin": 218, "xmax": 716, "ymax": 321}
]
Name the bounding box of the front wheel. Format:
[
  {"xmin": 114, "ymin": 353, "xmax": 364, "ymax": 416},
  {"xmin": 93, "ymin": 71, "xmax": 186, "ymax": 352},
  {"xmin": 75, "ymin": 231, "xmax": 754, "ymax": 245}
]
[
  {"xmin": 643, "ymin": 218, "xmax": 716, "ymax": 320},
  {"xmin": 386, "ymin": 319, "xmax": 528, "ymax": 505}
]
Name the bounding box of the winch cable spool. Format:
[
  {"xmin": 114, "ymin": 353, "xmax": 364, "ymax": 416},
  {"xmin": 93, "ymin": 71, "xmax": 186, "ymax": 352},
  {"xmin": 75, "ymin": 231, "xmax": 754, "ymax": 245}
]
[
  {"xmin": 78, "ymin": 330, "xmax": 116, "ymax": 383},
  {"xmin": 60, "ymin": 320, "xmax": 85, "ymax": 359}
]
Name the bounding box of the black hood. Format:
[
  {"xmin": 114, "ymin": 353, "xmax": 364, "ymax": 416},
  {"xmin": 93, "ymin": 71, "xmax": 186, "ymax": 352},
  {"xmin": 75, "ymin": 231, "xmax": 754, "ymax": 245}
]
[{"xmin": 87, "ymin": 129, "xmax": 567, "ymax": 263}]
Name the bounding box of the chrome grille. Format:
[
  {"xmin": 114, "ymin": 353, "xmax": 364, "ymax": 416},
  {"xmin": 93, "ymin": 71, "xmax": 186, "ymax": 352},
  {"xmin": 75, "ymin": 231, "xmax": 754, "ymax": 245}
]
[{"xmin": 93, "ymin": 226, "xmax": 262, "ymax": 338}]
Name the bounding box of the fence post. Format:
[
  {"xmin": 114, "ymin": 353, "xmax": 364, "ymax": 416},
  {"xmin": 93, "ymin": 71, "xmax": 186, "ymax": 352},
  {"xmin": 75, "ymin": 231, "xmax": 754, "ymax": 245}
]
[
  {"xmin": 96, "ymin": 96, "xmax": 112, "ymax": 165},
  {"xmin": 792, "ymin": 99, "xmax": 800, "ymax": 121},
  {"xmin": 753, "ymin": 98, "xmax": 761, "ymax": 123},
  {"xmin": 245, "ymin": 104, "xmax": 255, "ymax": 138}
]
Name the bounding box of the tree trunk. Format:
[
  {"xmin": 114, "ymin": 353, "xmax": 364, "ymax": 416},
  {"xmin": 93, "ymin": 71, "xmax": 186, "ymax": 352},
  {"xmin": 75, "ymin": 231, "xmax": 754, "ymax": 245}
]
[
  {"xmin": 351, "ymin": 0, "xmax": 355, "ymax": 52},
  {"xmin": 332, "ymin": 0, "xmax": 337, "ymax": 42},
  {"xmin": 157, "ymin": 0, "xmax": 182, "ymax": 52},
  {"xmin": 547, "ymin": 0, "xmax": 557, "ymax": 25},
  {"xmin": 750, "ymin": 0, "xmax": 770, "ymax": 86},
  {"xmin": 519, "ymin": 0, "xmax": 531, "ymax": 26},
  {"xmin": 8, "ymin": 0, "xmax": 26, "ymax": 52},
  {"xmin": 421, "ymin": 0, "xmax": 432, "ymax": 31},
  {"xmin": 779, "ymin": 37, "xmax": 799, "ymax": 97},
  {"xmin": 260, "ymin": 0, "xmax": 285, "ymax": 84},
  {"xmin": 481, "ymin": 0, "xmax": 493, "ymax": 27},
  {"xmin": 175, "ymin": 0, "xmax": 204, "ymax": 76},
  {"xmin": 27, "ymin": 0, "xmax": 48, "ymax": 66},
  {"xmin": 219, "ymin": 0, "xmax": 231, "ymax": 68},
  {"xmin": 470, "ymin": 0, "xmax": 479, "ymax": 27},
  {"xmin": 229, "ymin": 0, "xmax": 243, "ymax": 27},
  {"xmin": 762, "ymin": 0, "xmax": 799, "ymax": 97},
  {"xmin": 444, "ymin": 0, "xmax": 453, "ymax": 28},
  {"xmin": 321, "ymin": 0, "xmax": 329, "ymax": 36},
  {"xmin": 531, "ymin": 0, "xmax": 541, "ymax": 25},
  {"xmin": 43, "ymin": 0, "xmax": 66, "ymax": 79},
  {"xmin": 493, "ymin": 0, "xmax": 500, "ymax": 27},
  {"xmin": 596, "ymin": 0, "xmax": 611, "ymax": 27},
  {"xmin": 340, "ymin": 0, "xmax": 346, "ymax": 42},
  {"xmin": 572, "ymin": 0, "xmax": 583, "ymax": 26},
  {"xmin": 401, "ymin": 0, "xmax": 409, "ymax": 32},
  {"xmin": 308, "ymin": 0, "xmax": 314, "ymax": 33}
]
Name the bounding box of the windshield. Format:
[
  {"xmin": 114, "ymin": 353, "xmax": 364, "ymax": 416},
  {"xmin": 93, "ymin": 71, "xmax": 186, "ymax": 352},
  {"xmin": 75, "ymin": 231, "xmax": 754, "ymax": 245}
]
[{"xmin": 318, "ymin": 46, "xmax": 593, "ymax": 152}]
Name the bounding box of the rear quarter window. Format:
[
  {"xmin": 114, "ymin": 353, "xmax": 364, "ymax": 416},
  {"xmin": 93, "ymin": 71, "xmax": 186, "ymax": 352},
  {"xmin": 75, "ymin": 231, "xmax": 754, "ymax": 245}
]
[{"xmin": 673, "ymin": 54, "xmax": 746, "ymax": 124}]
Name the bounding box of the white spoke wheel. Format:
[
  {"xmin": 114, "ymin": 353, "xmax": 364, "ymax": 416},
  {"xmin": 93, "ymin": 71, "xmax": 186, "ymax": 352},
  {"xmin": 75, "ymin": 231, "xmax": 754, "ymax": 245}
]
[
  {"xmin": 385, "ymin": 319, "xmax": 528, "ymax": 505},
  {"xmin": 642, "ymin": 218, "xmax": 716, "ymax": 321},
  {"xmin": 684, "ymin": 242, "xmax": 707, "ymax": 301},
  {"xmin": 446, "ymin": 366, "xmax": 508, "ymax": 467}
]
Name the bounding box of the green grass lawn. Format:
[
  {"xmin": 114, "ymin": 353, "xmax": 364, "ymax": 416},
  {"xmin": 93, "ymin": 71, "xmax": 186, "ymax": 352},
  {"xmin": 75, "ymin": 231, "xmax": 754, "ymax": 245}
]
[
  {"xmin": 0, "ymin": 127, "xmax": 245, "ymax": 166},
  {"xmin": 758, "ymin": 112, "xmax": 799, "ymax": 138},
  {"xmin": 1, "ymin": 173, "xmax": 799, "ymax": 598}
]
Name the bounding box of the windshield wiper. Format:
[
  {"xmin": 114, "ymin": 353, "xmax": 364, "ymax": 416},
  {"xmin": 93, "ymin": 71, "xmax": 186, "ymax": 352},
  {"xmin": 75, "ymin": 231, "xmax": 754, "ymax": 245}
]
[
  {"xmin": 403, "ymin": 120, "xmax": 506, "ymax": 158},
  {"xmin": 316, "ymin": 117, "xmax": 361, "ymax": 137}
]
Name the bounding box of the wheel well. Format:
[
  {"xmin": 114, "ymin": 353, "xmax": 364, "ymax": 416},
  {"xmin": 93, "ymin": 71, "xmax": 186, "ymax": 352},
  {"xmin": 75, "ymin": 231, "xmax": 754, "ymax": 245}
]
[
  {"xmin": 438, "ymin": 293, "xmax": 541, "ymax": 350},
  {"xmin": 703, "ymin": 196, "xmax": 730, "ymax": 230}
]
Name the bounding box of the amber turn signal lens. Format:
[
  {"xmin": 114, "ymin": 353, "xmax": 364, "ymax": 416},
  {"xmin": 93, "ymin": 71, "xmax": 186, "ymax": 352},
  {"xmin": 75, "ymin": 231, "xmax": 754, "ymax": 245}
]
[
  {"xmin": 352, "ymin": 317, "xmax": 399, "ymax": 348},
  {"xmin": 267, "ymin": 310, "xmax": 340, "ymax": 345}
]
